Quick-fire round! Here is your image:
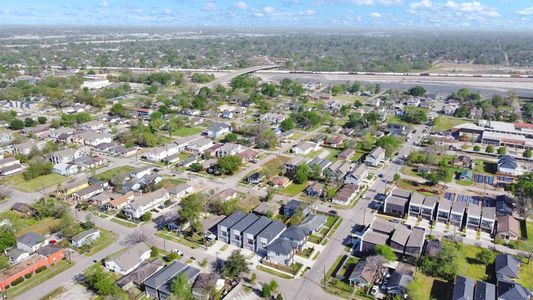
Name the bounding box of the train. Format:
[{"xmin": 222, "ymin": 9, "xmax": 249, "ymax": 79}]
[{"xmin": 258, "ymin": 69, "xmax": 533, "ymax": 78}]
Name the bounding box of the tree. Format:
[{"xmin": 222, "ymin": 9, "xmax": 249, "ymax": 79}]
[
  {"xmin": 180, "ymin": 193, "xmax": 205, "ymax": 232},
  {"xmin": 262, "ymin": 283, "xmax": 273, "ymax": 298},
  {"xmin": 373, "ymin": 245, "xmax": 396, "ymax": 261},
  {"xmin": 250, "ymin": 273, "xmax": 257, "ymax": 285},
  {"xmin": 393, "ymin": 173, "xmax": 400, "ymax": 182},
  {"xmin": 524, "ymin": 149, "xmax": 532, "ymax": 158},
  {"xmin": 402, "ymin": 109, "xmax": 428, "ymax": 124},
  {"xmin": 476, "ymin": 248, "xmax": 495, "ymax": 265},
  {"xmin": 0, "ymin": 230, "xmax": 16, "ymax": 252},
  {"xmin": 9, "ymin": 118, "xmax": 24, "ymax": 130},
  {"xmin": 218, "ymin": 155, "xmax": 242, "ymax": 175},
  {"xmin": 150, "ymin": 246, "xmax": 160, "ymax": 258},
  {"xmin": 294, "ymin": 164, "xmax": 309, "ymax": 184},
  {"xmin": 37, "ymin": 116, "xmax": 47, "ymax": 124},
  {"xmin": 486, "ymin": 145, "xmax": 494, "ymax": 153},
  {"xmin": 24, "ymin": 118, "xmax": 35, "ymax": 127},
  {"xmin": 291, "ymin": 208, "xmax": 305, "ymax": 225},
  {"xmin": 280, "ymin": 118, "xmax": 294, "ymax": 132},
  {"xmin": 498, "ymin": 147, "xmax": 507, "ymax": 155},
  {"xmin": 189, "ymin": 162, "xmax": 203, "ymax": 172},
  {"xmin": 141, "ymin": 212, "xmax": 152, "ymax": 221},
  {"xmin": 124, "ymin": 230, "xmax": 153, "ymax": 245},
  {"xmin": 84, "ymin": 265, "xmax": 116, "ymax": 296},
  {"xmin": 376, "ymin": 135, "xmax": 402, "ymax": 157},
  {"xmin": 222, "ymin": 250, "xmax": 249, "ymax": 280},
  {"xmin": 170, "ymin": 273, "xmax": 194, "ymax": 300},
  {"xmin": 58, "ymin": 213, "xmax": 78, "ymax": 240},
  {"xmin": 109, "ymin": 103, "xmax": 129, "ymax": 117},
  {"xmin": 474, "ymin": 145, "xmax": 480, "ymax": 152},
  {"xmin": 508, "ymin": 172, "xmax": 533, "ymax": 217},
  {"xmin": 308, "ymin": 163, "xmax": 322, "ymax": 180},
  {"xmin": 223, "ymin": 132, "xmax": 238, "ymax": 143},
  {"xmin": 419, "ymin": 241, "xmax": 466, "ymax": 280},
  {"xmin": 408, "ymin": 86, "xmax": 426, "ymax": 97}
]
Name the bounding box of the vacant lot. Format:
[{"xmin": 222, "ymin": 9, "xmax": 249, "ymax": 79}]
[
  {"xmin": 433, "ymin": 117, "xmax": 471, "ymax": 132},
  {"xmin": 2, "ymin": 173, "xmax": 66, "ymax": 192},
  {"xmin": 408, "ymin": 272, "xmax": 450, "ymax": 300},
  {"xmin": 172, "ymin": 127, "xmax": 203, "ymax": 137},
  {"xmin": 96, "ymin": 166, "xmax": 134, "ymax": 181},
  {"xmin": 282, "ymin": 182, "xmax": 307, "ymax": 196}
]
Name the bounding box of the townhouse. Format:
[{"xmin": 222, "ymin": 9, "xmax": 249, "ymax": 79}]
[
  {"xmin": 242, "ymin": 216, "xmax": 272, "ymax": 252},
  {"xmin": 230, "ymin": 214, "xmax": 259, "ymax": 247},
  {"xmin": 256, "ymin": 221, "xmax": 286, "ymax": 254},
  {"xmin": 123, "ymin": 189, "xmax": 170, "ymax": 219},
  {"xmin": 216, "ymin": 211, "xmax": 247, "ymax": 243}
]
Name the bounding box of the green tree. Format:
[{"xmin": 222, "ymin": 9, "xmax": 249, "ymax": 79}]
[
  {"xmin": 524, "ymin": 149, "xmax": 532, "ymax": 158},
  {"xmin": 223, "ymin": 132, "xmax": 239, "ymax": 143},
  {"xmin": 376, "ymin": 135, "xmax": 402, "ymax": 157},
  {"xmin": 58, "ymin": 213, "xmax": 78, "ymax": 240},
  {"xmin": 84, "ymin": 265, "xmax": 116, "ymax": 296},
  {"xmin": 223, "ymin": 251, "xmax": 249, "ymax": 280},
  {"xmin": 473, "ymin": 145, "xmax": 481, "ymax": 152},
  {"xmin": 393, "ymin": 173, "xmax": 400, "ymax": 182},
  {"xmin": 294, "ymin": 164, "xmax": 309, "ymax": 184},
  {"xmin": 170, "ymin": 273, "xmax": 194, "ymax": 300},
  {"xmin": 291, "ymin": 208, "xmax": 305, "ymax": 225},
  {"xmin": 308, "ymin": 163, "xmax": 322, "ymax": 180},
  {"xmin": 0, "ymin": 230, "xmax": 16, "ymax": 252},
  {"xmin": 189, "ymin": 162, "xmax": 203, "ymax": 172},
  {"xmin": 280, "ymin": 118, "xmax": 295, "ymax": 132},
  {"xmin": 250, "ymin": 273, "xmax": 257, "ymax": 285},
  {"xmin": 23, "ymin": 118, "xmax": 35, "ymax": 127},
  {"xmin": 9, "ymin": 118, "xmax": 24, "ymax": 130},
  {"xmin": 262, "ymin": 283, "xmax": 273, "ymax": 297},
  {"xmin": 498, "ymin": 147, "xmax": 507, "ymax": 155},
  {"xmin": 37, "ymin": 116, "xmax": 47, "ymax": 124},
  {"xmin": 150, "ymin": 246, "xmax": 159, "ymax": 258},
  {"xmin": 141, "ymin": 212, "xmax": 152, "ymax": 221},
  {"xmin": 476, "ymin": 248, "xmax": 495, "ymax": 265},
  {"xmin": 180, "ymin": 194, "xmax": 205, "ymax": 231},
  {"xmin": 486, "ymin": 145, "xmax": 494, "ymax": 153},
  {"xmin": 408, "ymin": 86, "xmax": 426, "ymax": 97},
  {"xmin": 373, "ymin": 245, "xmax": 396, "ymax": 261},
  {"xmin": 508, "ymin": 172, "xmax": 533, "ymax": 217},
  {"xmin": 218, "ymin": 155, "xmax": 242, "ymax": 175},
  {"xmin": 109, "ymin": 103, "xmax": 129, "ymax": 117}
]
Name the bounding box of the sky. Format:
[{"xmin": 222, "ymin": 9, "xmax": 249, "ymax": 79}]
[{"xmin": 1, "ymin": 0, "xmax": 533, "ymax": 29}]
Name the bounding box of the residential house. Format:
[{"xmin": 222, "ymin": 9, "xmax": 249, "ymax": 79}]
[
  {"xmin": 207, "ymin": 123, "xmax": 231, "ymax": 139},
  {"xmin": 144, "ymin": 143, "xmax": 181, "ymax": 162},
  {"xmin": 242, "ymin": 216, "xmax": 272, "ymax": 252},
  {"xmin": 409, "ymin": 193, "xmax": 424, "ymax": 217},
  {"xmin": 283, "ymin": 199, "xmax": 310, "ymax": 218},
  {"xmin": 50, "ymin": 148, "xmax": 86, "ymax": 164},
  {"xmin": 256, "ymin": 221, "xmax": 286, "ymax": 254},
  {"xmin": 421, "ymin": 196, "xmax": 438, "ymax": 220},
  {"xmin": 404, "ymin": 227, "xmax": 426, "ymax": 258},
  {"xmin": 186, "ymin": 137, "xmax": 214, "ymax": 154},
  {"xmin": 167, "ymin": 184, "xmax": 192, "ymax": 200},
  {"xmin": 344, "ymin": 164, "xmax": 368, "ymax": 186},
  {"xmin": 192, "ymin": 273, "xmax": 220, "ymax": 300},
  {"xmin": 16, "ymin": 232, "xmax": 47, "ymax": 253},
  {"xmin": 123, "ymin": 189, "xmax": 170, "ymax": 219},
  {"xmin": 230, "ymin": 214, "xmax": 259, "ymax": 247},
  {"xmin": 298, "ymin": 214, "xmax": 327, "ymax": 236},
  {"xmin": 384, "ymin": 196, "xmax": 409, "ymax": 218},
  {"xmin": 307, "ymin": 158, "xmax": 332, "ymax": 178},
  {"xmin": 280, "ymin": 226, "xmax": 307, "ymax": 250},
  {"xmin": 216, "ymin": 211, "xmax": 246, "ymax": 243},
  {"xmin": 52, "ymin": 163, "xmax": 79, "ymax": 176},
  {"xmin": 260, "ymin": 113, "xmax": 285, "ymax": 125},
  {"xmin": 269, "ymin": 176, "xmax": 290, "ymax": 188},
  {"xmin": 480, "ymin": 206, "xmax": 496, "ymax": 234},
  {"xmin": 10, "ymin": 203, "xmax": 33, "ymax": 216},
  {"xmin": 331, "ymin": 184, "xmax": 358, "ymax": 206},
  {"xmin": 495, "ymin": 254, "xmax": 520, "ymax": 278},
  {"xmin": 450, "ymin": 201, "xmax": 467, "ymax": 228},
  {"xmin": 71, "ymin": 185, "xmax": 104, "ymax": 202},
  {"xmin": 365, "ymin": 147, "xmax": 385, "ymax": 167},
  {"xmin": 143, "ymin": 260, "xmax": 201, "ymax": 300},
  {"xmin": 497, "ymin": 155, "xmax": 521, "ymax": 176},
  {"xmin": 72, "ymin": 228, "xmax": 100, "ymax": 248},
  {"xmin": 247, "ymin": 172, "xmax": 265, "ymax": 185},
  {"xmin": 116, "ymin": 259, "xmax": 165, "ymax": 290},
  {"xmin": 496, "ymin": 215, "xmax": 520, "ymax": 241},
  {"xmin": 452, "ymin": 276, "xmax": 475, "ymax": 300},
  {"xmin": 386, "ymin": 271, "xmax": 413, "ymax": 299},
  {"xmin": 291, "ymin": 141, "xmax": 320, "ymax": 155},
  {"xmin": 103, "ymin": 192, "xmax": 134, "ymax": 211},
  {"xmin": 474, "ymin": 281, "xmax": 495, "ymax": 300},
  {"xmin": 104, "ymin": 242, "xmax": 151, "ymax": 275},
  {"xmin": 390, "ymin": 225, "xmax": 411, "ymax": 255},
  {"xmin": 437, "ymin": 199, "xmax": 452, "ymax": 222},
  {"xmin": 283, "ymin": 156, "xmax": 311, "ymax": 175},
  {"xmin": 496, "ymin": 277, "xmax": 531, "ymax": 300},
  {"xmin": 266, "ymin": 238, "xmax": 295, "ymax": 266},
  {"xmin": 215, "ymin": 143, "xmax": 242, "ymax": 157},
  {"xmin": 338, "ymin": 148, "xmax": 355, "ymax": 160},
  {"xmin": 7, "ymin": 248, "xmax": 29, "ymax": 264},
  {"xmin": 305, "ymin": 182, "xmax": 324, "ymax": 197},
  {"xmin": 348, "ymin": 259, "xmax": 375, "ymax": 287},
  {"xmin": 467, "ymin": 204, "xmax": 481, "ymax": 229}
]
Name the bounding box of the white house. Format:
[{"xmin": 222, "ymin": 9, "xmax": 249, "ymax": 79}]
[
  {"xmin": 344, "ymin": 164, "xmax": 369, "ymax": 186},
  {"xmin": 207, "ymin": 123, "xmax": 231, "ymax": 138},
  {"xmin": 104, "ymin": 242, "xmax": 151, "ymax": 275},
  {"xmin": 53, "ymin": 163, "xmax": 79, "ymax": 176},
  {"xmin": 215, "ymin": 143, "xmax": 242, "ymax": 157},
  {"xmin": 16, "ymin": 232, "xmax": 48, "ymax": 253},
  {"xmin": 291, "ymin": 141, "xmax": 320, "ymax": 155},
  {"xmin": 365, "ymin": 146, "xmax": 386, "ymax": 167},
  {"xmin": 144, "ymin": 143, "xmax": 181, "ymax": 162},
  {"xmin": 50, "ymin": 148, "xmax": 86, "ymax": 164},
  {"xmin": 123, "ymin": 189, "xmax": 170, "ymax": 219},
  {"xmin": 497, "ymin": 155, "xmax": 522, "ymax": 176},
  {"xmin": 72, "ymin": 228, "xmax": 100, "ymax": 248}
]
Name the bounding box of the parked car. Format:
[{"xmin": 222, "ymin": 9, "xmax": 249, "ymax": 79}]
[
  {"xmin": 370, "ymin": 286, "xmax": 379, "ymax": 296},
  {"xmin": 171, "ymin": 249, "xmax": 183, "ymax": 256}
]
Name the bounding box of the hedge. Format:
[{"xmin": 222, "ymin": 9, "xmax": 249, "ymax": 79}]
[
  {"xmin": 24, "ymin": 273, "xmax": 33, "ymax": 279},
  {"xmin": 35, "ymin": 266, "xmax": 47, "ymax": 273},
  {"xmin": 11, "ymin": 277, "xmax": 24, "ymax": 286}
]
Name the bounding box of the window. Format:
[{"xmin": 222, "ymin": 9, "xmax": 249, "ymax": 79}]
[{"xmin": 247, "ymin": 238, "xmax": 254, "ymax": 245}]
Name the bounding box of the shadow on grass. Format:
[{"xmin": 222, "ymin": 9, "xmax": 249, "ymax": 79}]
[{"xmin": 430, "ymin": 279, "xmax": 452, "ymax": 300}]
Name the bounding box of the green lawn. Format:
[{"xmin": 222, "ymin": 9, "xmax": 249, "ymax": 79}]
[
  {"xmin": 156, "ymin": 232, "xmax": 202, "ymax": 249},
  {"xmin": 325, "ymin": 149, "xmax": 341, "ymax": 160},
  {"xmin": 111, "ymin": 217, "xmax": 137, "ymax": 228},
  {"xmin": 282, "ymin": 182, "xmax": 307, "ymax": 196},
  {"xmin": 455, "ymin": 179, "xmax": 473, "ymax": 186},
  {"xmin": 473, "ymin": 160, "xmax": 497, "ymax": 175},
  {"xmin": 16, "ymin": 217, "xmax": 59, "ymax": 237},
  {"xmin": 351, "ymin": 150, "xmax": 366, "ymax": 162},
  {"xmin": 172, "ymin": 127, "xmax": 203, "ymax": 137},
  {"xmin": 7, "ymin": 260, "xmax": 74, "ymax": 298},
  {"xmin": 526, "ymin": 221, "xmax": 533, "ymax": 242},
  {"xmin": 96, "ymin": 166, "xmax": 134, "ymax": 181},
  {"xmin": 1, "ymin": 173, "xmax": 66, "ymax": 192},
  {"xmin": 83, "ymin": 229, "xmax": 118, "ymax": 256},
  {"xmin": 518, "ymin": 258, "xmax": 533, "ymax": 290},
  {"xmin": 387, "ymin": 115, "xmax": 410, "ymax": 125},
  {"xmin": 460, "ymin": 245, "xmax": 491, "ymax": 281},
  {"xmin": 257, "ymin": 265, "xmax": 293, "ymax": 279},
  {"xmin": 432, "ymin": 117, "xmax": 470, "ymax": 132},
  {"xmin": 408, "ymin": 272, "xmax": 450, "ymax": 300}
]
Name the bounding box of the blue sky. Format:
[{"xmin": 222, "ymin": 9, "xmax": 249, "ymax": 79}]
[{"xmin": 1, "ymin": 0, "xmax": 533, "ymax": 29}]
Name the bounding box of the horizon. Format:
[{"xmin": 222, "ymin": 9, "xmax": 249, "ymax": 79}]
[{"xmin": 1, "ymin": 0, "xmax": 533, "ymax": 29}]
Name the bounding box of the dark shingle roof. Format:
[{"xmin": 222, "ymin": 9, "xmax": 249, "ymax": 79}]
[
  {"xmin": 257, "ymin": 221, "xmax": 286, "ymax": 241},
  {"xmin": 281, "ymin": 226, "xmax": 306, "ymax": 242},
  {"xmin": 497, "ymin": 278, "xmax": 531, "ymax": 300},
  {"xmin": 17, "ymin": 231, "xmax": 45, "ymax": 246},
  {"xmin": 243, "ymin": 216, "xmax": 271, "ymax": 236},
  {"xmin": 266, "ymin": 238, "xmax": 294, "ymax": 255},
  {"xmin": 217, "ymin": 211, "xmax": 247, "ymax": 230},
  {"xmin": 495, "ymin": 254, "xmax": 520, "ymax": 278},
  {"xmin": 453, "ymin": 276, "xmax": 475, "ymax": 300},
  {"xmin": 474, "ymin": 281, "xmax": 495, "ymax": 300},
  {"xmin": 231, "ymin": 213, "xmax": 259, "ymax": 233}
]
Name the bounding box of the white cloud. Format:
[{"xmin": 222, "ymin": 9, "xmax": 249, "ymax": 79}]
[
  {"xmin": 517, "ymin": 7, "xmax": 533, "ymax": 15},
  {"xmin": 263, "ymin": 6, "xmax": 275, "ymax": 13},
  {"xmin": 300, "ymin": 9, "xmax": 316, "ymax": 16},
  {"xmin": 370, "ymin": 12, "xmax": 382, "ymax": 17},
  {"xmin": 163, "ymin": 8, "xmax": 172, "ymax": 15},
  {"xmin": 203, "ymin": 2, "xmax": 217, "ymax": 11},
  {"xmin": 234, "ymin": 2, "xmax": 248, "ymax": 10},
  {"xmin": 410, "ymin": 0, "xmax": 499, "ymax": 17},
  {"xmin": 410, "ymin": 0, "xmax": 433, "ymax": 11},
  {"xmin": 100, "ymin": 0, "xmax": 109, "ymax": 7},
  {"xmin": 445, "ymin": 1, "xmax": 499, "ymax": 16}
]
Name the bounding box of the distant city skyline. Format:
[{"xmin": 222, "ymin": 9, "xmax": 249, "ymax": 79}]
[{"xmin": 0, "ymin": 0, "xmax": 533, "ymax": 29}]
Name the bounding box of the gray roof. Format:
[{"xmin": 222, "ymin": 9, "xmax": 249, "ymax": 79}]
[
  {"xmin": 108, "ymin": 242, "xmax": 150, "ymax": 271},
  {"xmin": 453, "ymin": 276, "xmax": 475, "ymax": 300},
  {"xmin": 452, "ymin": 201, "xmax": 467, "ymax": 214},
  {"xmin": 406, "ymin": 227, "xmax": 425, "ymax": 248},
  {"xmin": 497, "ymin": 278, "xmax": 531, "ymax": 300},
  {"xmin": 218, "ymin": 211, "xmax": 247, "ymax": 230},
  {"xmin": 144, "ymin": 261, "xmax": 187, "ymax": 290},
  {"xmin": 391, "ymin": 225, "xmax": 411, "ymax": 245},
  {"xmin": 498, "ymin": 155, "xmax": 517, "ymax": 170},
  {"xmin": 281, "ymin": 226, "xmax": 307, "ymax": 242},
  {"xmin": 495, "ymin": 254, "xmax": 520, "ymax": 278},
  {"xmin": 388, "ymin": 271, "xmax": 413, "ymax": 290},
  {"xmin": 391, "ymin": 188, "xmax": 411, "ymax": 199},
  {"xmin": 387, "ymin": 196, "xmax": 409, "ymax": 207},
  {"xmin": 36, "ymin": 244, "xmax": 63, "ymax": 257},
  {"xmin": 481, "ymin": 207, "xmax": 496, "ymax": 221},
  {"xmin": 298, "ymin": 214, "xmax": 327, "ymax": 235},
  {"xmin": 208, "ymin": 122, "xmax": 230, "ymax": 132},
  {"xmin": 7, "ymin": 248, "xmax": 27, "ymax": 260},
  {"xmin": 474, "ymin": 281, "xmax": 495, "ymax": 300},
  {"xmin": 17, "ymin": 231, "xmax": 45, "ymax": 247},
  {"xmin": 363, "ymin": 230, "xmax": 389, "ymax": 245},
  {"xmin": 410, "ymin": 193, "xmax": 425, "ymax": 205},
  {"xmin": 231, "ymin": 213, "xmax": 259, "ymax": 233},
  {"xmin": 438, "ymin": 199, "xmax": 452, "ymax": 212},
  {"xmin": 257, "ymin": 221, "xmax": 286, "ymax": 241},
  {"xmin": 243, "ymin": 216, "xmax": 272, "ymax": 236},
  {"xmin": 468, "ymin": 205, "xmax": 481, "ymax": 218},
  {"xmin": 285, "ymin": 199, "xmax": 307, "ymax": 212},
  {"xmin": 370, "ymin": 218, "xmax": 396, "ymax": 234},
  {"xmin": 116, "ymin": 259, "xmax": 165, "ymax": 288},
  {"xmin": 266, "ymin": 238, "xmax": 294, "ymax": 255},
  {"xmin": 423, "ymin": 195, "xmax": 438, "ymax": 208},
  {"xmin": 72, "ymin": 228, "xmax": 99, "ymax": 243}
]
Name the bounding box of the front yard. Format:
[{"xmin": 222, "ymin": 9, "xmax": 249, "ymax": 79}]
[
  {"xmin": 1, "ymin": 173, "xmax": 66, "ymax": 192},
  {"xmin": 82, "ymin": 229, "xmax": 117, "ymax": 256},
  {"xmin": 281, "ymin": 182, "xmax": 307, "ymax": 196}
]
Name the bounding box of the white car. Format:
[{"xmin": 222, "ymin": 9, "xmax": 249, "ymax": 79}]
[
  {"xmin": 171, "ymin": 249, "xmax": 183, "ymax": 256},
  {"xmin": 370, "ymin": 285, "xmax": 379, "ymax": 296}
]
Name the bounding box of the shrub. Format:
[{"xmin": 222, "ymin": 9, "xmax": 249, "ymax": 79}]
[
  {"xmin": 24, "ymin": 273, "xmax": 33, "ymax": 279},
  {"xmin": 164, "ymin": 252, "xmax": 179, "ymax": 262},
  {"xmin": 11, "ymin": 277, "xmax": 24, "ymax": 286},
  {"xmin": 35, "ymin": 266, "xmax": 47, "ymax": 273}
]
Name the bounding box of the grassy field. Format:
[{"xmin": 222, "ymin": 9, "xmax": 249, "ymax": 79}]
[
  {"xmin": 282, "ymin": 182, "xmax": 307, "ymax": 196},
  {"xmin": 172, "ymin": 127, "xmax": 203, "ymax": 137},
  {"xmin": 526, "ymin": 221, "xmax": 533, "ymax": 242},
  {"xmin": 41, "ymin": 286, "xmax": 67, "ymax": 300},
  {"xmin": 259, "ymin": 155, "xmax": 291, "ymax": 178},
  {"xmin": 156, "ymin": 232, "xmax": 202, "ymax": 249},
  {"xmin": 518, "ymin": 258, "xmax": 533, "ymax": 290},
  {"xmin": 325, "ymin": 149, "xmax": 341, "ymax": 160},
  {"xmin": 351, "ymin": 150, "xmax": 366, "ymax": 162},
  {"xmin": 473, "ymin": 160, "xmax": 497, "ymax": 175},
  {"xmin": 387, "ymin": 115, "xmax": 410, "ymax": 125},
  {"xmin": 96, "ymin": 166, "xmax": 134, "ymax": 181},
  {"xmin": 460, "ymin": 245, "xmax": 491, "ymax": 281},
  {"xmin": 433, "ymin": 117, "xmax": 471, "ymax": 132},
  {"xmin": 455, "ymin": 179, "xmax": 473, "ymax": 186},
  {"xmin": 83, "ymin": 229, "xmax": 117, "ymax": 256},
  {"xmin": 257, "ymin": 265, "xmax": 293, "ymax": 279},
  {"xmin": 16, "ymin": 217, "xmax": 59, "ymax": 237},
  {"xmin": 111, "ymin": 217, "xmax": 137, "ymax": 228},
  {"xmin": 408, "ymin": 272, "xmax": 450, "ymax": 300},
  {"xmin": 7, "ymin": 260, "xmax": 74, "ymax": 298},
  {"xmin": 2, "ymin": 173, "xmax": 66, "ymax": 192}
]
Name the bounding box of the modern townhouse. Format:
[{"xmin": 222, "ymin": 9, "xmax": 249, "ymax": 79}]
[
  {"xmin": 230, "ymin": 214, "xmax": 259, "ymax": 247},
  {"xmin": 216, "ymin": 211, "xmax": 247, "ymax": 243},
  {"xmin": 466, "ymin": 204, "xmax": 482, "ymax": 229},
  {"xmin": 450, "ymin": 201, "xmax": 467, "ymax": 228},
  {"xmin": 480, "ymin": 206, "xmax": 496, "ymax": 234},
  {"xmin": 255, "ymin": 221, "xmax": 286, "ymax": 255},
  {"xmin": 437, "ymin": 199, "xmax": 452, "ymax": 222},
  {"xmin": 421, "ymin": 195, "xmax": 438, "ymax": 220},
  {"xmin": 242, "ymin": 216, "xmax": 272, "ymax": 252},
  {"xmin": 404, "ymin": 227, "xmax": 426, "ymax": 258}
]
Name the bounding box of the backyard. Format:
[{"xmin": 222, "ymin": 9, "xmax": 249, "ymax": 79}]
[
  {"xmin": 172, "ymin": 127, "xmax": 203, "ymax": 137},
  {"xmin": 95, "ymin": 166, "xmax": 134, "ymax": 181},
  {"xmin": 432, "ymin": 117, "xmax": 470, "ymax": 132},
  {"xmin": 282, "ymin": 182, "xmax": 307, "ymax": 196},
  {"xmin": 1, "ymin": 173, "xmax": 66, "ymax": 192}
]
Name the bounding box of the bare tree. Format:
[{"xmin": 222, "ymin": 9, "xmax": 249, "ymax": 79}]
[
  {"xmin": 365, "ymin": 255, "xmax": 387, "ymax": 294},
  {"xmin": 123, "ymin": 229, "xmax": 154, "ymax": 246}
]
